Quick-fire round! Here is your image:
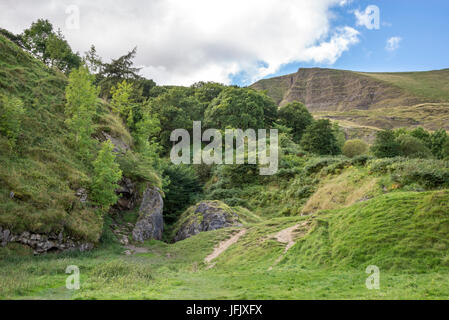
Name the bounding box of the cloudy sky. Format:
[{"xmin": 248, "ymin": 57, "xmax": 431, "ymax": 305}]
[{"xmin": 1, "ymin": 0, "xmax": 448, "ymax": 86}]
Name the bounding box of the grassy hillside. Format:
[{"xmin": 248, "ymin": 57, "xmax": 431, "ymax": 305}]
[
  {"xmin": 359, "ymin": 69, "xmax": 449, "ymax": 103},
  {"xmin": 0, "ymin": 34, "xmax": 133, "ymax": 242}
]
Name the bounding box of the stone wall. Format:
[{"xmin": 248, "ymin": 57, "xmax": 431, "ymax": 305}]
[{"xmin": 0, "ymin": 226, "xmax": 93, "ymax": 255}]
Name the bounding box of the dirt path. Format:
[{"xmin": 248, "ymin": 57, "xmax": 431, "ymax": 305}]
[
  {"xmin": 204, "ymin": 229, "xmax": 247, "ymax": 267},
  {"xmin": 268, "ymin": 221, "xmax": 311, "ymax": 270}
]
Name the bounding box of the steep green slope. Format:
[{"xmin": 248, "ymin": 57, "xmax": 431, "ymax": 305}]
[{"xmin": 0, "ymin": 34, "xmax": 128, "ymax": 242}]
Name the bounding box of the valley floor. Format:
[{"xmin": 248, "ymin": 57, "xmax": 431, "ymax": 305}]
[{"xmin": 2, "ymin": 215, "xmax": 449, "ymax": 300}]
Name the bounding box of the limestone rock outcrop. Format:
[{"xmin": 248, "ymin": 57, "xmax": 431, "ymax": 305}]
[
  {"xmin": 173, "ymin": 201, "xmax": 241, "ymax": 242},
  {"xmin": 132, "ymin": 187, "xmax": 164, "ymax": 242}
]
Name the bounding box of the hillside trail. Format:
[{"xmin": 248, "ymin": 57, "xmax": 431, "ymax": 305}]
[
  {"xmin": 268, "ymin": 220, "xmax": 311, "ymax": 271},
  {"xmin": 204, "ymin": 229, "xmax": 247, "ymax": 269}
]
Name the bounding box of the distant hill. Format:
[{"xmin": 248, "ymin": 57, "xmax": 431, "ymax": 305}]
[{"xmin": 251, "ymin": 68, "xmax": 449, "ymax": 141}]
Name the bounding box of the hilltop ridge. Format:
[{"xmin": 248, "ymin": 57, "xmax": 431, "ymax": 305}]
[{"xmin": 251, "ymin": 67, "xmax": 449, "ymax": 137}]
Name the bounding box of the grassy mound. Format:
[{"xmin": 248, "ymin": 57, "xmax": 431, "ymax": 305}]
[{"xmin": 286, "ymin": 190, "xmax": 449, "ymax": 271}]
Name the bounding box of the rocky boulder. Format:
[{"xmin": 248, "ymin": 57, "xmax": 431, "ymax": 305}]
[
  {"xmin": 132, "ymin": 187, "xmax": 164, "ymax": 242},
  {"xmin": 173, "ymin": 201, "xmax": 241, "ymax": 242}
]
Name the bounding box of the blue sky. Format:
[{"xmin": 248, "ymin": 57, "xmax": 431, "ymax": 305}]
[{"xmin": 251, "ymin": 0, "xmax": 449, "ymax": 85}]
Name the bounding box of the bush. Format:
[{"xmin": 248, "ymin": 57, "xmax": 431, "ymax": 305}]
[
  {"xmin": 430, "ymin": 129, "xmax": 449, "ymax": 159},
  {"xmin": 303, "ymin": 157, "xmax": 344, "ymax": 175},
  {"xmin": 396, "ymin": 134, "xmax": 432, "ymax": 159},
  {"xmin": 368, "ymin": 158, "xmax": 449, "ymax": 189},
  {"xmin": 371, "ymin": 129, "xmax": 400, "ymax": 158},
  {"xmin": 342, "ymin": 139, "xmax": 369, "ymax": 158},
  {"xmin": 91, "ymin": 141, "xmax": 123, "ymax": 212}
]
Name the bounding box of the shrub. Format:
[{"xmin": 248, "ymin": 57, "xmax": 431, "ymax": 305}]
[
  {"xmin": 91, "ymin": 140, "xmax": 123, "ymax": 212},
  {"xmin": 390, "ymin": 160, "xmax": 449, "ymax": 189},
  {"xmin": 430, "ymin": 129, "xmax": 449, "ymax": 159},
  {"xmin": 303, "ymin": 157, "xmax": 343, "ymax": 175},
  {"xmin": 342, "ymin": 139, "xmax": 369, "ymax": 158},
  {"xmin": 396, "ymin": 134, "xmax": 432, "ymax": 159},
  {"xmin": 371, "ymin": 129, "xmax": 401, "ymax": 158},
  {"xmin": 368, "ymin": 158, "xmax": 449, "ymax": 189}
]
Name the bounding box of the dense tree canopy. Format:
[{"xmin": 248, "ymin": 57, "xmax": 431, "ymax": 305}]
[
  {"xmin": 204, "ymin": 87, "xmax": 277, "ymax": 130},
  {"xmin": 277, "ymin": 102, "xmax": 313, "ymax": 143},
  {"xmin": 21, "ymin": 19, "xmax": 81, "ymax": 73},
  {"xmin": 300, "ymin": 119, "xmax": 341, "ymax": 155}
]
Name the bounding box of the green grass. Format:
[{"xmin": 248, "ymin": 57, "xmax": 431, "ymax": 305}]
[
  {"xmin": 359, "ymin": 69, "xmax": 449, "ymax": 103},
  {"xmin": 1, "ymin": 189, "xmax": 449, "ymax": 299}
]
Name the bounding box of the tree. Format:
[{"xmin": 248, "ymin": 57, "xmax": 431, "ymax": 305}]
[
  {"xmin": 277, "ymin": 102, "xmax": 313, "ymax": 143},
  {"xmin": 410, "ymin": 127, "xmax": 432, "ymax": 149},
  {"xmin": 65, "ymin": 66, "xmax": 99, "ymax": 158},
  {"xmin": 332, "ymin": 122, "xmax": 346, "ymax": 150},
  {"xmin": 0, "ymin": 95, "xmax": 25, "ymax": 149},
  {"xmin": 371, "ymin": 129, "xmax": 401, "ymax": 158},
  {"xmin": 162, "ymin": 163, "xmax": 202, "ymax": 225},
  {"xmin": 98, "ymin": 47, "xmax": 142, "ymax": 97},
  {"xmin": 21, "ymin": 19, "xmax": 53, "ymax": 63},
  {"xmin": 91, "ymin": 140, "xmax": 123, "ymax": 212},
  {"xmin": 84, "ymin": 45, "xmax": 103, "ymax": 74},
  {"xmin": 430, "ymin": 129, "xmax": 449, "ymax": 159},
  {"xmin": 146, "ymin": 87, "xmax": 197, "ymax": 151},
  {"xmin": 22, "ymin": 20, "xmax": 80, "ymax": 73},
  {"xmin": 46, "ymin": 29, "xmax": 81, "ymax": 73},
  {"xmin": 342, "ymin": 139, "xmax": 369, "ymax": 158},
  {"xmin": 300, "ymin": 119, "xmax": 341, "ymax": 155},
  {"xmin": 204, "ymin": 87, "xmax": 273, "ymax": 130},
  {"xmin": 110, "ymin": 80, "xmax": 134, "ymax": 126},
  {"xmin": 192, "ymin": 81, "xmax": 225, "ymax": 105},
  {"xmin": 396, "ymin": 134, "xmax": 432, "ymax": 159}
]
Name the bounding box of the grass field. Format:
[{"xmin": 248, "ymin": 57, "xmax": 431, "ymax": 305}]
[{"xmin": 2, "ymin": 189, "xmax": 449, "ymax": 300}]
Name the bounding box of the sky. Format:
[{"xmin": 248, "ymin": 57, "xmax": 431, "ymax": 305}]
[{"xmin": 1, "ymin": 0, "xmax": 448, "ymax": 86}]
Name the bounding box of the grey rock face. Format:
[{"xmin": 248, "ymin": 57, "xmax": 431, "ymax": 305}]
[
  {"xmin": 0, "ymin": 227, "xmax": 94, "ymax": 255},
  {"xmin": 173, "ymin": 201, "xmax": 241, "ymax": 242},
  {"xmin": 101, "ymin": 131, "xmax": 130, "ymax": 154},
  {"xmin": 132, "ymin": 187, "xmax": 164, "ymax": 242},
  {"xmin": 115, "ymin": 177, "xmax": 138, "ymax": 211}
]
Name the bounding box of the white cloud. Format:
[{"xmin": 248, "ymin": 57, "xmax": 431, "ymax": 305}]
[
  {"xmin": 0, "ymin": 0, "xmax": 359, "ymax": 85},
  {"xmin": 385, "ymin": 36, "xmax": 402, "ymax": 52},
  {"xmin": 354, "ymin": 5, "xmax": 380, "ymax": 30}
]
